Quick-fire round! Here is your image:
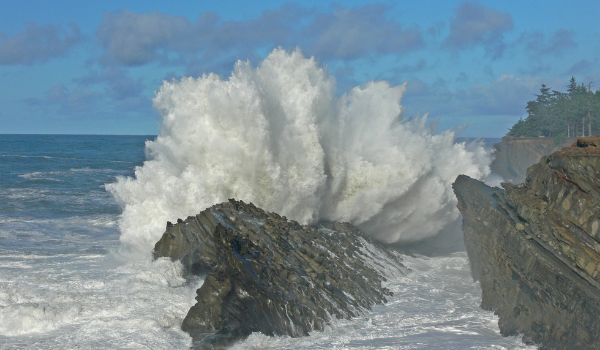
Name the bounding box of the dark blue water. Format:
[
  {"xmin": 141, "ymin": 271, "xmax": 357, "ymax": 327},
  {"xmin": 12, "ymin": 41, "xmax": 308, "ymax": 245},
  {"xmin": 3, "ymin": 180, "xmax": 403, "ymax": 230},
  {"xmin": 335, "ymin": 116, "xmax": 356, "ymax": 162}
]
[{"xmin": 0, "ymin": 135, "xmax": 150, "ymax": 254}]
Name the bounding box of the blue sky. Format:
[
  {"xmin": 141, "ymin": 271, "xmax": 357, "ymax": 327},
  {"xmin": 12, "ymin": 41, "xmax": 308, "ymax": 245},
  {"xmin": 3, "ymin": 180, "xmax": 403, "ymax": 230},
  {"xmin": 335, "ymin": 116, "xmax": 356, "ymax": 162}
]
[{"xmin": 1, "ymin": 0, "xmax": 599, "ymax": 137}]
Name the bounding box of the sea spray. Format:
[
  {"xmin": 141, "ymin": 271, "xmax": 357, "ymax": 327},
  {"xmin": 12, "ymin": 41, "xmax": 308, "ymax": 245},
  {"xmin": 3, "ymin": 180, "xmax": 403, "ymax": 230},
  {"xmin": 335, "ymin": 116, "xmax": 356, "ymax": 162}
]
[{"xmin": 107, "ymin": 48, "xmax": 491, "ymax": 253}]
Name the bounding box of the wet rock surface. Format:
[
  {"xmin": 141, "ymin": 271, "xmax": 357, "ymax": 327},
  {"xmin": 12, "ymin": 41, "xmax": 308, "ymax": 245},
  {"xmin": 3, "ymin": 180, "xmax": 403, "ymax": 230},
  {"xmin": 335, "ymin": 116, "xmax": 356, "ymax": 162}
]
[
  {"xmin": 453, "ymin": 139, "xmax": 600, "ymax": 349},
  {"xmin": 154, "ymin": 199, "xmax": 404, "ymax": 349}
]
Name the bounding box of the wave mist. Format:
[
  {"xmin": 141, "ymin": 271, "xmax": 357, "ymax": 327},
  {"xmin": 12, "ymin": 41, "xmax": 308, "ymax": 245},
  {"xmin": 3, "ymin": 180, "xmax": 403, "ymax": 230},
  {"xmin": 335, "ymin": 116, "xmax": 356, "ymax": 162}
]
[{"xmin": 107, "ymin": 48, "xmax": 491, "ymax": 254}]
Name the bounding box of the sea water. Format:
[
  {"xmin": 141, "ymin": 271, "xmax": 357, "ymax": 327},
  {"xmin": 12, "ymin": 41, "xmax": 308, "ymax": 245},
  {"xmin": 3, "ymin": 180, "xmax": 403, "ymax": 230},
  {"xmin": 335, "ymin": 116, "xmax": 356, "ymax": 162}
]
[
  {"xmin": 0, "ymin": 135, "xmax": 535, "ymax": 349},
  {"xmin": 0, "ymin": 135, "xmax": 200, "ymax": 349},
  {"xmin": 0, "ymin": 48, "xmax": 537, "ymax": 349}
]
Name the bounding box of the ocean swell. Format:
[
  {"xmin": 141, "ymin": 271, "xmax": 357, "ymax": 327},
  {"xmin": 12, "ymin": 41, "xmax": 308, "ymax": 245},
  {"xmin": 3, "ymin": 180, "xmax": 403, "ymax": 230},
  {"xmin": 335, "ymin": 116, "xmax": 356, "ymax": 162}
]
[{"xmin": 107, "ymin": 48, "xmax": 491, "ymax": 253}]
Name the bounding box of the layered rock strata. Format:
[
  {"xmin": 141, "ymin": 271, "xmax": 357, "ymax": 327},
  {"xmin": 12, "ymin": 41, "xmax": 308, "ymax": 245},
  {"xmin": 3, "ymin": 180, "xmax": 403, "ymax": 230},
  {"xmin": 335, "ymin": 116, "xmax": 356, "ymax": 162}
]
[
  {"xmin": 154, "ymin": 199, "xmax": 404, "ymax": 349},
  {"xmin": 453, "ymin": 139, "xmax": 600, "ymax": 349}
]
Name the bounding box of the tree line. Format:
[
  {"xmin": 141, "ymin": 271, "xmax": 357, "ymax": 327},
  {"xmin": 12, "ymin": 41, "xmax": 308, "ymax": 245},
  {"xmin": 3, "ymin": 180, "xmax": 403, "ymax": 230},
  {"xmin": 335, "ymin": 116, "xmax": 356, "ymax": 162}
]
[{"xmin": 508, "ymin": 77, "xmax": 600, "ymax": 139}]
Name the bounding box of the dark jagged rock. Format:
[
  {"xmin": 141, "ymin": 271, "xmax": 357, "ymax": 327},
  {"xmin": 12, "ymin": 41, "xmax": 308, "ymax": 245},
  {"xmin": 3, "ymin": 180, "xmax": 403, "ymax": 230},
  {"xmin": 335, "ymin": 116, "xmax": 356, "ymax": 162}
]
[
  {"xmin": 453, "ymin": 140, "xmax": 600, "ymax": 349},
  {"xmin": 154, "ymin": 199, "xmax": 404, "ymax": 349}
]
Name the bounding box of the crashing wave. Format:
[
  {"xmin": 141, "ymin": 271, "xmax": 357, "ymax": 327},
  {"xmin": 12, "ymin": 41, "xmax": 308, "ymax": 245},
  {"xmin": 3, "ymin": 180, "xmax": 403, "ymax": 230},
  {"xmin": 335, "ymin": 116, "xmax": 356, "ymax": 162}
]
[{"xmin": 107, "ymin": 48, "xmax": 490, "ymax": 253}]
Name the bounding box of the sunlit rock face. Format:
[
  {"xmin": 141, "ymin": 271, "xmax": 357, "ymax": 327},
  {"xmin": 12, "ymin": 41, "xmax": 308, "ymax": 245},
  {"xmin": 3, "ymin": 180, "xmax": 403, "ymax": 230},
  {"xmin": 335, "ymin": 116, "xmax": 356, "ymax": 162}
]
[
  {"xmin": 453, "ymin": 139, "xmax": 600, "ymax": 350},
  {"xmin": 154, "ymin": 199, "xmax": 405, "ymax": 349}
]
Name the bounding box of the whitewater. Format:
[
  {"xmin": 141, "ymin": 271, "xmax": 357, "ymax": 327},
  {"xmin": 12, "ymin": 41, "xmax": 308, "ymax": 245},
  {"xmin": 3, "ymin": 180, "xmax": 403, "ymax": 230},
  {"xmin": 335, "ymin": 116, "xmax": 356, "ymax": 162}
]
[
  {"xmin": 0, "ymin": 49, "xmax": 536, "ymax": 349},
  {"xmin": 108, "ymin": 48, "xmax": 490, "ymax": 254}
]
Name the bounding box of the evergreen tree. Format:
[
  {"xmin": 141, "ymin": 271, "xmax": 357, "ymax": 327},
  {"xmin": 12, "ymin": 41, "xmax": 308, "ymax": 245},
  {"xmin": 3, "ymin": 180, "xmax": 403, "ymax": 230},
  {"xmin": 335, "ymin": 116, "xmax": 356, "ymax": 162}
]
[{"xmin": 508, "ymin": 77, "xmax": 600, "ymax": 137}]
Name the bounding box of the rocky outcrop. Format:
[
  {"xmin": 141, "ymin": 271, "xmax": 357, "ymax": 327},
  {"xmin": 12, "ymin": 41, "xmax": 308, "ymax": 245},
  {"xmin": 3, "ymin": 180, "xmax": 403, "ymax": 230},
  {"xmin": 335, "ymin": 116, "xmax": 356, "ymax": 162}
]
[
  {"xmin": 573, "ymin": 136, "xmax": 600, "ymax": 148},
  {"xmin": 491, "ymin": 136, "xmax": 576, "ymax": 183},
  {"xmin": 453, "ymin": 140, "xmax": 600, "ymax": 349},
  {"xmin": 154, "ymin": 199, "xmax": 404, "ymax": 349}
]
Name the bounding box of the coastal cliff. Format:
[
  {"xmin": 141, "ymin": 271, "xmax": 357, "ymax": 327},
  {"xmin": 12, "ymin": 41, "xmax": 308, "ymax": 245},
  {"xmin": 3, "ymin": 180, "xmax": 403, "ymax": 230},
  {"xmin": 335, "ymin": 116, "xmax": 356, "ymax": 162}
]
[
  {"xmin": 491, "ymin": 136, "xmax": 576, "ymax": 183},
  {"xmin": 153, "ymin": 199, "xmax": 404, "ymax": 349},
  {"xmin": 453, "ymin": 137, "xmax": 600, "ymax": 349}
]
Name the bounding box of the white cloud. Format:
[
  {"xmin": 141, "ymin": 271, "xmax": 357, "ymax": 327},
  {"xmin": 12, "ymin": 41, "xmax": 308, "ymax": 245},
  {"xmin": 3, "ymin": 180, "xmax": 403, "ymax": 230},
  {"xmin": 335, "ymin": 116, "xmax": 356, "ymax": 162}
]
[
  {"xmin": 443, "ymin": 2, "xmax": 513, "ymax": 58},
  {"xmin": 96, "ymin": 5, "xmax": 424, "ymax": 71},
  {"xmin": 0, "ymin": 23, "xmax": 82, "ymax": 65},
  {"xmin": 518, "ymin": 29, "xmax": 577, "ymax": 56}
]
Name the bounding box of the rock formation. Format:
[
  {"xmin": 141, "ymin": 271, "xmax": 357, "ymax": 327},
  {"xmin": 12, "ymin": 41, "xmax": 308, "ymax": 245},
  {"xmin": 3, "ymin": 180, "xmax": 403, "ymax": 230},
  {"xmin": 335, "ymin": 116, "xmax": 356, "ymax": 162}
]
[
  {"xmin": 573, "ymin": 136, "xmax": 600, "ymax": 148},
  {"xmin": 491, "ymin": 136, "xmax": 576, "ymax": 183},
  {"xmin": 453, "ymin": 138, "xmax": 600, "ymax": 349},
  {"xmin": 154, "ymin": 199, "xmax": 404, "ymax": 349}
]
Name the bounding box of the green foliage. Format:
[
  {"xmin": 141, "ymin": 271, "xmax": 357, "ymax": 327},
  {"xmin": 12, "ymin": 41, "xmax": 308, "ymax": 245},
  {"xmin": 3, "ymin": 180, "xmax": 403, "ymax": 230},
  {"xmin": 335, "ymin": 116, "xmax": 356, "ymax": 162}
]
[{"xmin": 508, "ymin": 77, "xmax": 600, "ymax": 138}]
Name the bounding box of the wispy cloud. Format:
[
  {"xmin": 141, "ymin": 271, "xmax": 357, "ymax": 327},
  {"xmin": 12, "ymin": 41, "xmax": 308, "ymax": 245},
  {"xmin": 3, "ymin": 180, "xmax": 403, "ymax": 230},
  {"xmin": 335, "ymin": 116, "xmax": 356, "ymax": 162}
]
[
  {"xmin": 443, "ymin": 2, "xmax": 513, "ymax": 59},
  {"xmin": 399, "ymin": 59, "xmax": 428, "ymax": 74},
  {"xmin": 404, "ymin": 74, "xmax": 560, "ymax": 119},
  {"xmin": 79, "ymin": 67, "xmax": 149, "ymax": 111},
  {"xmin": 25, "ymin": 84, "xmax": 98, "ymax": 115},
  {"xmin": 96, "ymin": 5, "xmax": 309, "ymax": 68},
  {"xmin": 0, "ymin": 23, "xmax": 82, "ymax": 65},
  {"xmin": 96, "ymin": 4, "xmax": 424, "ymax": 73},
  {"xmin": 566, "ymin": 59, "xmax": 596, "ymax": 76},
  {"xmin": 518, "ymin": 29, "xmax": 577, "ymax": 56},
  {"xmin": 303, "ymin": 4, "xmax": 423, "ymax": 60},
  {"xmin": 96, "ymin": 11, "xmax": 189, "ymax": 66}
]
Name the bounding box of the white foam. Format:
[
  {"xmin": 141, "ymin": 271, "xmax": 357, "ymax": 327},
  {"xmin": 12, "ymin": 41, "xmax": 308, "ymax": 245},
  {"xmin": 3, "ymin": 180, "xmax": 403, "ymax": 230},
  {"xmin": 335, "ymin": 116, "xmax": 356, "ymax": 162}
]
[
  {"xmin": 18, "ymin": 171, "xmax": 64, "ymax": 180},
  {"xmin": 17, "ymin": 168, "xmax": 122, "ymax": 182},
  {"xmin": 107, "ymin": 48, "xmax": 491, "ymax": 254},
  {"xmin": 0, "ymin": 155, "xmax": 64, "ymax": 159},
  {"xmin": 0, "ymin": 253, "xmax": 201, "ymax": 348}
]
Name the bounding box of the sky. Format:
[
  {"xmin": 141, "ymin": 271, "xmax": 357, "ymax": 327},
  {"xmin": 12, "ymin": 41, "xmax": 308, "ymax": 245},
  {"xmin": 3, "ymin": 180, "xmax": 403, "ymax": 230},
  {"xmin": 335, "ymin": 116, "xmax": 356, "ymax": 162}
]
[{"xmin": 0, "ymin": 0, "xmax": 599, "ymax": 137}]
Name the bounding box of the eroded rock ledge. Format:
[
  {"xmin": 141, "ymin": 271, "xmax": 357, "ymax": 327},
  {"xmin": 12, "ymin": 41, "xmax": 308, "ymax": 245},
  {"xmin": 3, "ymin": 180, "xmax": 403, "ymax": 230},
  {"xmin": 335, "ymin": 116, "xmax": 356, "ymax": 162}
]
[
  {"xmin": 453, "ymin": 138, "xmax": 600, "ymax": 349},
  {"xmin": 153, "ymin": 199, "xmax": 404, "ymax": 349}
]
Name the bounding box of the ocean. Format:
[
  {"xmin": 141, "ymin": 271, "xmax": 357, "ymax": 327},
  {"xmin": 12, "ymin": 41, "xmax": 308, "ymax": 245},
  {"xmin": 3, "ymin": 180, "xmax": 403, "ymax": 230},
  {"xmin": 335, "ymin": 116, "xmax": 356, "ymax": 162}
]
[{"xmin": 0, "ymin": 134, "xmax": 536, "ymax": 349}]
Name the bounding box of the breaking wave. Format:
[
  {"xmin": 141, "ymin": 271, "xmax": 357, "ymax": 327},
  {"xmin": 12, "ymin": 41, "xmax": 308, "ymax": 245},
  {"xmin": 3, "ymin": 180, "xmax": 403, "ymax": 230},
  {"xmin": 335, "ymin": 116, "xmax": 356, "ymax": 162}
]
[{"xmin": 107, "ymin": 48, "xmax": 490, "ymax": 253}]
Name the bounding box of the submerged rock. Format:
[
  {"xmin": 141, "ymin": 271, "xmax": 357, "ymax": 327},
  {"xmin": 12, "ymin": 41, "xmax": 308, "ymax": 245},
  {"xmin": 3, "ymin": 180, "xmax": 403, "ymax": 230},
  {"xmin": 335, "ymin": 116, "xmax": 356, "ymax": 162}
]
[
  {"xmin": 453, "ymin": 139, "xmax": 600, "ymax": 349},
  {"xmin": 154, "ymin": 199, "xmax": 404, "ymax": 349}
]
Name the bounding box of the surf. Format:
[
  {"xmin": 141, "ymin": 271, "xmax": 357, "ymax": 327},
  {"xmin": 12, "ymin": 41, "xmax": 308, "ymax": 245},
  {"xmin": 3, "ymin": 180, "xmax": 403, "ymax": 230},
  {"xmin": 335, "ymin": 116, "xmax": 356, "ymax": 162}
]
[{"xmin": 107, "ymin": 47, "xmax": 491, "ymax": 254}]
